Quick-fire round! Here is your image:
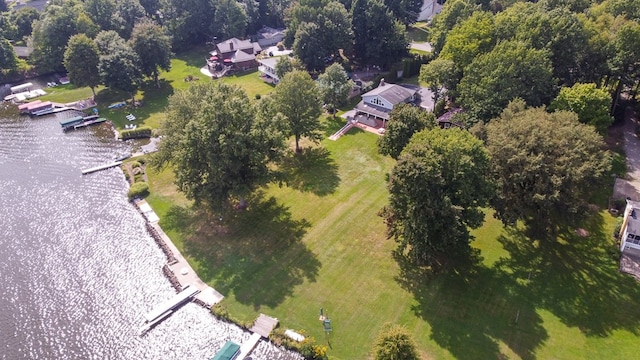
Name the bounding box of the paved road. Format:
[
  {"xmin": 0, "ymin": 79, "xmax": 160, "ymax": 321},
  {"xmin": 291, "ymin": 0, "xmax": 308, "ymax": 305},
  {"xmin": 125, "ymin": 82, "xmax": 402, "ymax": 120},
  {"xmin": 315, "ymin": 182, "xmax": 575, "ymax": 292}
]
[
  {"xmin": 615, "ymin": 107, "xmax": 640, "ymax": 200},
  {"xmin": 410, "ymin": 42, "xmax": 432, "ymax": 53}
]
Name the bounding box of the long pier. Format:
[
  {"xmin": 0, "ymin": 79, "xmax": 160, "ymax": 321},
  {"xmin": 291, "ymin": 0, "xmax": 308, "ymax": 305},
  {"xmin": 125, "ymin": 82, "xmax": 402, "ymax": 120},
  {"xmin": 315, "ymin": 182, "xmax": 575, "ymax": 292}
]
[
  {"xmin": 81, "ymin": 161, "xmax": 122, "ymax": 175},
  {"xmin": 143, "ymin": 285, "xmax": 200, "ymax": 323}
]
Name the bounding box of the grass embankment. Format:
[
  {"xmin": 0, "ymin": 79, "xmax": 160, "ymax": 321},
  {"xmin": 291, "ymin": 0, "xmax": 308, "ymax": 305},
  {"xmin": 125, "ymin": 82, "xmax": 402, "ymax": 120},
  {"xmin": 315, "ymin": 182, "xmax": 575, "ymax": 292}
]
[
  {"xmin": 39, "ymin": 47, "xmax": 640, "ymax": 359},
  {"xmin": 146, "ymin": 125, "xmax": 640, "ymax": 359}
]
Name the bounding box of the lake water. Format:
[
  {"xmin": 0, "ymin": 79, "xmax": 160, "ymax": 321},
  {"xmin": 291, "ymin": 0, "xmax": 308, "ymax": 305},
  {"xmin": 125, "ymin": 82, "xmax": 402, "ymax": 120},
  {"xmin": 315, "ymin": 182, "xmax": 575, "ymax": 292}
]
[{"xmin": 0, "ymin": 105, "xmax": 300, "ymax": 360}]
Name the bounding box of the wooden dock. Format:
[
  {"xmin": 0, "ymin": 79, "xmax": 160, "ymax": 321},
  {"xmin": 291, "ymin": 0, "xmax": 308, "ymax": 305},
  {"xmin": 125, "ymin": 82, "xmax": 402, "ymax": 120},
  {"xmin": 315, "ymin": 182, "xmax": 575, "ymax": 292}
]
[
  {"xmin": 237, "ymin": 333, "xmax": 262, "ymax": 359},
  {"xmin": 249, "ymin": 313, "xmax": 279, "ymax": 338},
  {"xmin": 81, "ymin": 161, "xmax": 122, "ymax": 175},
  {"xmin": 143, "ymin": 285, "xmax": 200, "ymax": 323}
]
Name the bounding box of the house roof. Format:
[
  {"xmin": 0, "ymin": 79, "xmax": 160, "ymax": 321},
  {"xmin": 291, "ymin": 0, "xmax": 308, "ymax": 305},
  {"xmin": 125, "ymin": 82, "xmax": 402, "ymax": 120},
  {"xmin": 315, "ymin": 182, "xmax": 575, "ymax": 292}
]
[
  {"xmin": 626, "ymin": 201, "xmax": 640, "ymax": 236},
  {"xmin": 257, "ymin": 26, "xmax": 285, "ymax": 40},
  {"xmin": 355, "ymin": 101, "xmax": 392, "ymax": 120},
  {"xmin": 257, "ymin": 56, "xmax": 286, "ymax": 68},
  {"xmin": 437, "ymin": 108, "xmax": 463, "ymax": 123},
  {"xmin": 216, "ymin": 38, "xmax": 261, "ymax": 54},
  {"xmin": 362, "ymin": 82, "xmax": 416, "ymax": 106},
  {"xmin": 232, "ymin": 49, "xmax": 255, "ymax": 63},
  {"xmin": 12, "ymin": 45, "xmax": 33, "ymax": 58}
]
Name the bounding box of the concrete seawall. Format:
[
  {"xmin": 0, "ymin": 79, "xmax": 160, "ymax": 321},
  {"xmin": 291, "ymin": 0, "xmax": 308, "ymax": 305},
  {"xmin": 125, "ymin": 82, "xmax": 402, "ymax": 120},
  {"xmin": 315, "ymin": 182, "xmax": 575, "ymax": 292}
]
[{"xmin": 134, "ymin": 199, "xmax": 224, "ymax": 307}]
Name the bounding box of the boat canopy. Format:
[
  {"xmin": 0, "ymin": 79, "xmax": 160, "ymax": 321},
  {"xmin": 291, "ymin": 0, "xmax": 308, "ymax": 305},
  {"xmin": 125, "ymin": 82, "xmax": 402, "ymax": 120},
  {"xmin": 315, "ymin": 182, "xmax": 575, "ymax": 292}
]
[{"xmin": 211, "ymin": 341, "xmax": 240, "ymax": 360}]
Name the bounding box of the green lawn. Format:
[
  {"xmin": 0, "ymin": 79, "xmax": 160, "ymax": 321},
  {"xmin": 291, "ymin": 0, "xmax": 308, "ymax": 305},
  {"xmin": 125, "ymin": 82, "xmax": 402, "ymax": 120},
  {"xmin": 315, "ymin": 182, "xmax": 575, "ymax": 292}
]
[
  {"xmin": 145, "ymin": 126, "xmax": 640, "ymax": 359},
  {"xmin": 33, "ymin": 46, "xmax": 640, "ymax": 359}
]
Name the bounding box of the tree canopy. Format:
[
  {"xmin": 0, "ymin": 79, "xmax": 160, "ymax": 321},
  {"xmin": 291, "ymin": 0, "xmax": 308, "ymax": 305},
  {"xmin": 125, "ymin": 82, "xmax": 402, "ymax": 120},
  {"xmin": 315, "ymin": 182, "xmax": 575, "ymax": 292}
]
[
  {"xmin": 377, "ymin": 104, "xmax": 434, "ymax": 159},
  {"xmin": 382, "ymin": 128, "xmax": 493, "ymax": 266},
  {"xmin": 154, "ymin": 82, "xmax": 286, "ymax": 210},
  {"xmin": 129, "ymin": 19, "xmax": 172, "ymax": 87},
  {"xmin": 458, "ymin": 40, "xmax": 554, "ymax": 121},
  {"xmin": 64, "ymin": 34, "xmax": 101, "ymax": 97},
  {"xmin": 486, "ymin": 103, "xmax": 611, "ymax": 237},
  {"xmin": 286, "ymin": 0, "xmax": 352, "ymax": 72},
  {"xmin": 317, "ymin": 63, "xmax": 353, "ymax": 116},
  {"xmin": 550, "ymin": 82, "xmax": 613, "ymax": 134},
  {"xmin": 96, "ymin": 30, "xmax": 142, "ymax": 102},
  {"xmin": 351, "ymin": 0, "xmax": 408, "ymax": 67},
  {"xmin": 272, "ymin": 70, "xmax": 323, "ymax": 153}
]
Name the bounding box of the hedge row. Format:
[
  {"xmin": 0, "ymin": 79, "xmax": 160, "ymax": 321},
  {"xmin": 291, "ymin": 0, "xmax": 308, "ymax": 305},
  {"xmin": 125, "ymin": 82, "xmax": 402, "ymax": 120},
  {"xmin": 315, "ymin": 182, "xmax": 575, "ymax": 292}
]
[{"xmin": 121, "ymin": 126, "xmax": 152, "ymax": 140}]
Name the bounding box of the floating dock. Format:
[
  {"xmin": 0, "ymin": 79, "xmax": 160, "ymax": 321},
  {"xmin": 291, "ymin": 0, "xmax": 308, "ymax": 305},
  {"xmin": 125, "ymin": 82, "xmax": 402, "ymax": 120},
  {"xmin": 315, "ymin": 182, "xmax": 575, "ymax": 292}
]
[
  {"xmin": 81, "ymin": 161, "xmax": 123, "ymax": 175},
  {"xmin": 143, "ymin": 285, "xmax": 200, "ymax": 323},
  {"xmin": 139, "ymin": 310, "xmax": 173, "ymax": 336},
  {"xmin": 73, "ymin": 117, "xmax": 106, "ymax": 129},
  {"xmin": 237, "ymin": 333, "xmax": 262, "ymax": 360}
]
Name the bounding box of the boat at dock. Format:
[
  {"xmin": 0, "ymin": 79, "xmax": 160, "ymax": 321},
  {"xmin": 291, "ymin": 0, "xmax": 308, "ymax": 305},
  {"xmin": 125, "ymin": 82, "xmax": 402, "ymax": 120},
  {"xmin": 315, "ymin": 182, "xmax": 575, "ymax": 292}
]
[
  {"xmin": 139, "ymin": 310, "xmax": 173, "ymax": 336},
  {"xmin": 211, "ymin": 341, "xmax": 241, "ymax": 360},
  {"xmin": 143, "ymin": 284, "xmax": 200, "ymax": 323},
  {"xmin": 60, "ymin": 115, "xmax": 85, "ymax": 128}
]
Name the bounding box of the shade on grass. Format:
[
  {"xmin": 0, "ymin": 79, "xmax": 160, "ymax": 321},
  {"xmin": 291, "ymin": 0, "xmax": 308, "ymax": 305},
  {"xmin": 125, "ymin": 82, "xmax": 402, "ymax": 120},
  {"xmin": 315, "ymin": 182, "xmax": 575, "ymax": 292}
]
[
  {"xmin": 146, "ymin": 124, "xmax": 640, "ymax": 359},
  {"xmin": 45, "ymin": 46, "xmax": 640, "ymax": 359}
]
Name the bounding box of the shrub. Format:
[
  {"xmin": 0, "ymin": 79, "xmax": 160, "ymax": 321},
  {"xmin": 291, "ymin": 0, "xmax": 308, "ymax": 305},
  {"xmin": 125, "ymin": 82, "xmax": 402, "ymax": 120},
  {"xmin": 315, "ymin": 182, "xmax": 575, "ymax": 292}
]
[
  {"xmin": 130, "ymin": 161, "xmax": 142, "ymax": 168},
  {"xmin": 121, "ymin": 126, "xmax": 152, "ymax": 140},
  {"xmin": 276, "ymin": 42, "xmax": 285, "ymax": 51},
  {"xmin": 373, "ymin": 323, "xmax": 419, "ymax": 360},
  {"xmin": 128, "ymin": 182, "xmax": 149, "ymax": 200},
  {"xmin": 434, "ymin": 99, "xmax": 446, "ymax": 117},
  {"xmin": 255, "ymin": 94, "xmax": 261, "ymax": 100}
]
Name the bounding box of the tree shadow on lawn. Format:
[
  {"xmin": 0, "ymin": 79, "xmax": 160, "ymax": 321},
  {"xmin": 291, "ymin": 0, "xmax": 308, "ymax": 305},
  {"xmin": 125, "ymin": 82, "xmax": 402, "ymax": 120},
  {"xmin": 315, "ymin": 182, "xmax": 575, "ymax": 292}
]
[
  {"xmin": 163, "ymin": 191, "xmax": 321, "ymax": 311},
  {"xmin": 278, "ymin": 147, "xmax": 340, "ymax": 196},
  {"xmin": 495, "ymin": 212, "xmax": 640, "ymax": 338},
  {"xmin": 394, "ymin": 250, "xmax": 548, "ymax": 360}
]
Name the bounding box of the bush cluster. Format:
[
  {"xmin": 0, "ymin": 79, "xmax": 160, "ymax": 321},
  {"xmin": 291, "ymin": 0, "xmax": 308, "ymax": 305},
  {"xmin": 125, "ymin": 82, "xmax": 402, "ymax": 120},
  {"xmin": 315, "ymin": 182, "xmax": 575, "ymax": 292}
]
[
  {"xmin": 121, "ymin": 126, "xmax": 152, "ymax": 140},
  {"xmin": 128, "ymin": 182, "xmax": 149, "ymax": 200}
]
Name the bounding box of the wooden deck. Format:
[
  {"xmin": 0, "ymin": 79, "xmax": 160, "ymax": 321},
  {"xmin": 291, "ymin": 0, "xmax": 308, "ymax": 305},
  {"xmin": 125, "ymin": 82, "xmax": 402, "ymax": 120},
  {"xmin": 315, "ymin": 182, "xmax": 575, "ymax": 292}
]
[{"xmin": 249, "ymin": 313, "xmax": 278, "ymax": 338}]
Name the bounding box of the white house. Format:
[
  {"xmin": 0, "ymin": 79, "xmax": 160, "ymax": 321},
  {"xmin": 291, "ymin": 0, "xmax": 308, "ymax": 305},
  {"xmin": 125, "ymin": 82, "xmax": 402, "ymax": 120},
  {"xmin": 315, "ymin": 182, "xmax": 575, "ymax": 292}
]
[
  {"xmin": 354, "ymin": 79, "xmax": 417, "ymax": 126},
  {"xmin": 257, "ymin": 56, "xmax": 286, "ymax": 84},
  {"xmin": 619, "ymin": 199, "xmax": 640, "ymax": 253},
  {"xmin": 418, "ymin": 0, "xmax": 444, "ymax": 22}
]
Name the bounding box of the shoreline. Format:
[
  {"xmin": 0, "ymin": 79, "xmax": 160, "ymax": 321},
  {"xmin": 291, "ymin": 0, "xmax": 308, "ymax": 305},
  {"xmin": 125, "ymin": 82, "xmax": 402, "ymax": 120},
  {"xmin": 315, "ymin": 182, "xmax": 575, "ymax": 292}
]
[{"xmin": 133, "ymin": 199, "xmax": 225, "ymax": 307}]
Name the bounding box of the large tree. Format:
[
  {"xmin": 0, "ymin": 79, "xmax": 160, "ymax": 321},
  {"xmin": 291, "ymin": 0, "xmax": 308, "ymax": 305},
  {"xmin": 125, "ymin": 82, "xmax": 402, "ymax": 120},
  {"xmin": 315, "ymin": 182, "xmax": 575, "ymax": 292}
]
[
  {"xmin": 373, "ymin": 323, "xmax": 419, "ymax": 360},
  {"xmin": 377, "ymin": 103, "xmax": 434, "ymax": 159},
  {"xmin": 272, "ymin": 70, "xmax": 323, "ymax": 153},
  {"xmin": 458, "ymin": 40, "xmax": 554, "ymax": 121},
  {"xmin": 214, "ymin": 0, "xmax": 248, "ymax": 40},
  {"xmin": 10, "ymin": 7, "xmax": 40, "ymax": 41},
  {"xmin": 550, "ymin": 83, "xmax": 613, "ymax": 134},
  {"xmin": 486, "ymin": 103, "xmax": 611, "ymax": 237},
  {"xmin": 153, "ymin": 82, "xmax": 286, "ymax": 210},
  {"xmin": 96, "ymin": 30, "xmax": 142, "ymax": 103},
  {"xmin": 285, "ymin": 0, "xmax": 352, "ymax": 72},
  {"xmin": 428, "ymin": 0, "xmax": 475, "ymax": 55},
  {"xmin": 161, "ymin": 0, "xmax": 216, "ymax": 50},
  {"xmin": 440, "ymin": 11, "xmax": 496, "ymax": 72},
  {"xmin": 31, "ymin": 0, "xmax": 83, "ymax": 72},
  {"xmin": 382, "ymin": 128, "xmax": 493, "ymax": 266},
  {"xmin": 419, "ymin": 58, "xmax": 458, "ymax": 106},
  {"xmin": 317, "ymin": 63, "xmax": 353, "ymax": 116},
  {"xmin": 384, "ymin": 0, "xmax": 422, "ymax": 25},
  {"xmin": 0, "ymin": 36, "xmax": 19, "ymax": 73},
  {"xmin": 129, "ymin": 19, "xmax": 172, "ymax": 87},
  {"xmin": 351, "ymin": 0, "xmax": 408, "ymax": 67},
  {"xmin": 64, "ymin": 34, "xmax": 101, "ymax": 97}
]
